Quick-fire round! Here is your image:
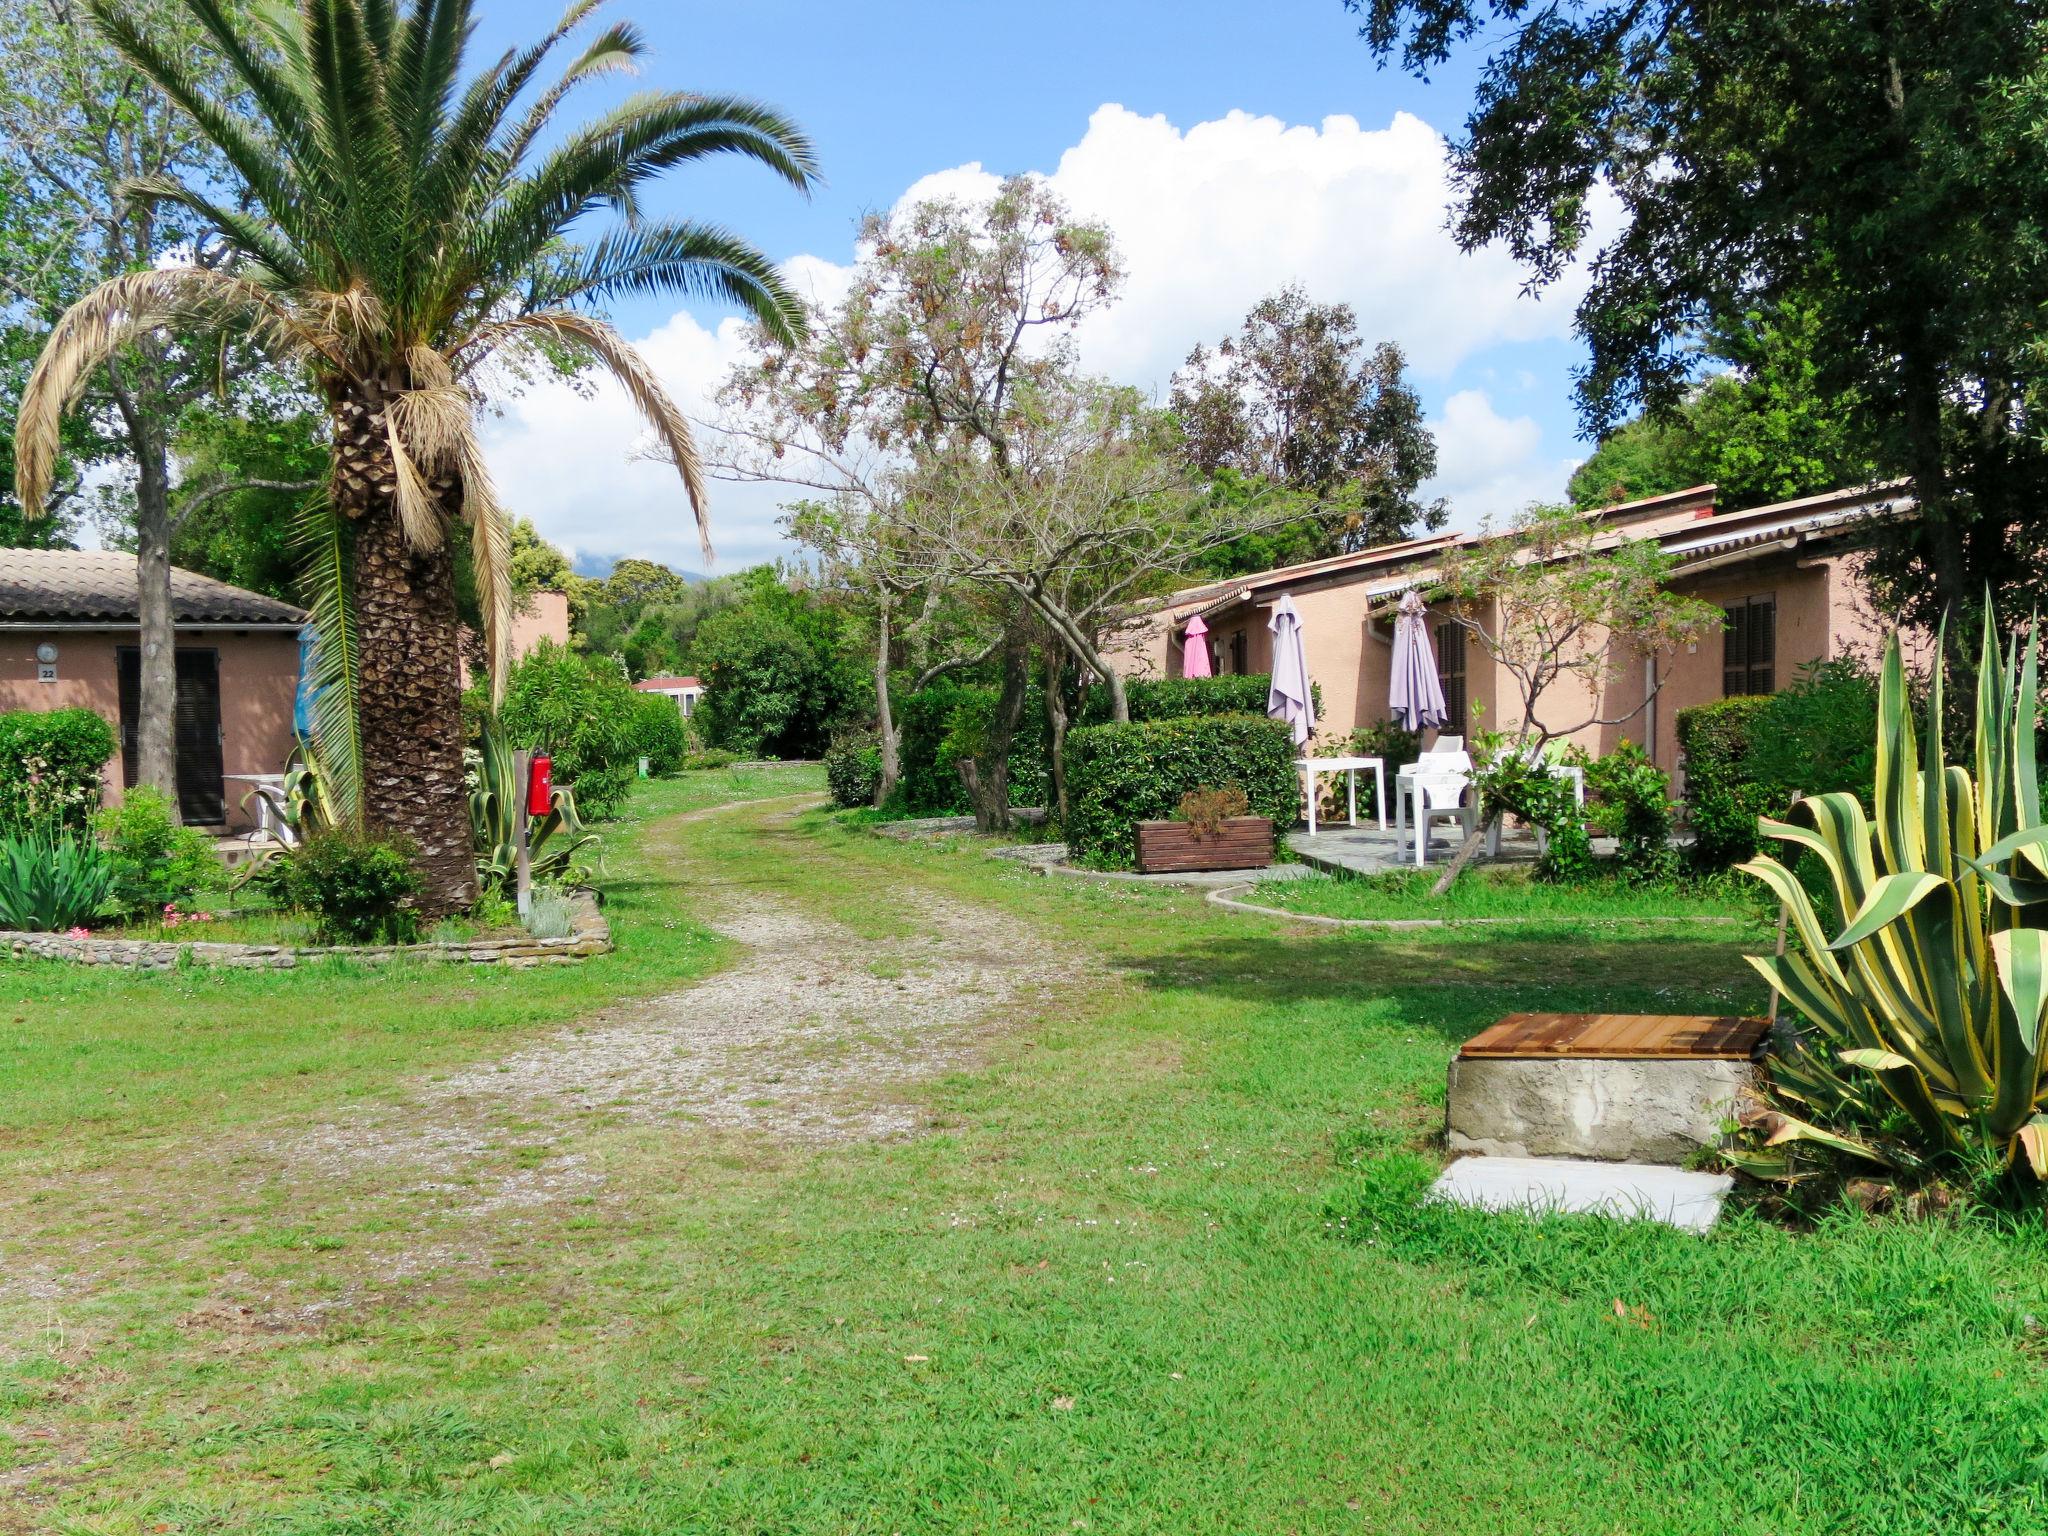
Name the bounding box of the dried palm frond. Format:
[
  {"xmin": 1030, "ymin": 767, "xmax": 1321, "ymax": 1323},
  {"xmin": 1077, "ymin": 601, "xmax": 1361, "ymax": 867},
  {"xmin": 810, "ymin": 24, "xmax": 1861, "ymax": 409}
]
[
  {"xmin": 14, "ymin": 268, "xmax": 332, "ymax": 518},
  {"xmin": 382, "ymin": 414, "xmax": 447, "ymax": 552},
  {"xmin": 459, "ymin": 436, "xmax": 514, "ymax": 705},
  {"xmin": 465, "ymin": 308, "xmax": 713, "ymax": 562}
]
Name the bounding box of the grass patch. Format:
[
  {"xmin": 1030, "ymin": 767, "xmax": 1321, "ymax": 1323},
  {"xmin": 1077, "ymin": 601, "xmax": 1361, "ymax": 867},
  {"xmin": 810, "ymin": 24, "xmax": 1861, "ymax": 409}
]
[{"xmin": 1257, "ymin": 864, "xmax": 1761, "ymax": 927}]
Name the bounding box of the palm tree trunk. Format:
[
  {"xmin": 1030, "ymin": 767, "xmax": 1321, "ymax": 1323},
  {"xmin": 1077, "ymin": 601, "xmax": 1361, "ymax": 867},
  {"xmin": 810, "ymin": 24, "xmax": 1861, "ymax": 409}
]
[{"xmin": 330, "ymin": 383, "xmax": 474, "ymax": 917}]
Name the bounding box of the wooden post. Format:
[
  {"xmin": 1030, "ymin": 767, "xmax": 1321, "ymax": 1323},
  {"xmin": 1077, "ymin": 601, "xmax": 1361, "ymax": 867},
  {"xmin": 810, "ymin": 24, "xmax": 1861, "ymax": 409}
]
[{"xmin": 514, "ymin": 748, "xmax": 533, "ymax": 921}]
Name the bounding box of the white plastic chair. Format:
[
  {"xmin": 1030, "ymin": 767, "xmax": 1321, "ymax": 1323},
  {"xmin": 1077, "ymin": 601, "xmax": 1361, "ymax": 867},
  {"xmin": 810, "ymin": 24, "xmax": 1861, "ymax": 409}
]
[{"xmin": 1396, "ymin": 749, "xmax": 1477, "ymax": 865}]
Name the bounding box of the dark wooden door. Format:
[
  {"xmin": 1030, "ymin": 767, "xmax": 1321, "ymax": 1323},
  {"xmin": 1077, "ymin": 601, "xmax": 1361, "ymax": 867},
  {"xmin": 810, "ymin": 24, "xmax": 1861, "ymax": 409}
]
[{"xmin": 118, "ymin": 647, "xmax": 226, "ymax": 824}]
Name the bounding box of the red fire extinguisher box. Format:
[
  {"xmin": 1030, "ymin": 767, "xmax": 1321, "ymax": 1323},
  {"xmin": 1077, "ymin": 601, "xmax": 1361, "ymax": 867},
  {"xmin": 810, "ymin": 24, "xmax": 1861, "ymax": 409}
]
[{"xmin": 527, "ymin": 754, "xmax": 553, "ymax": 817}]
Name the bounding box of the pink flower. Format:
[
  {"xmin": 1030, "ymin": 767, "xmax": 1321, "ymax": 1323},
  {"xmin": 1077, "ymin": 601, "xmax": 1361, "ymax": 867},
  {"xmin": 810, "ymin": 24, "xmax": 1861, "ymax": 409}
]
[{"xmin": 66, "ymin": 926, "xmax": 91, "ymax": 939}]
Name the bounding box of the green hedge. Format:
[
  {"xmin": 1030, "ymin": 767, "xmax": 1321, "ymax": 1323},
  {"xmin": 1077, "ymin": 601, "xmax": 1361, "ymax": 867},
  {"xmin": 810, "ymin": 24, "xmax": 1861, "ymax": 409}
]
[
  {"xmin": 1066, "ymin": 713, "xmax": 1298, "ymax": 869},
  {"xmin": 1078, "ymin": 673, "xmax": 1322, "ymax": 726},
  {"xmin": 1676, "ymin": 694, "xmax": 1776, "ymax": 869},
  {"xmin": 892, "ymin": 672, "xmax": 1302, "ymax": 819},
  {"xmin": 0, "ymin": 708, "xmax": 117, "ymax": 832}
]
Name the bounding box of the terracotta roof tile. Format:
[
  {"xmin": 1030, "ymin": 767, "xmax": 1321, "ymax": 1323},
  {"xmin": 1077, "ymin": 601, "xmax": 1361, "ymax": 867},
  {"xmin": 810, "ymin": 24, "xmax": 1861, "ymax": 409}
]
[{"xmin": 0, "ymin": 550, "xmax": 307, "ymax": 626}]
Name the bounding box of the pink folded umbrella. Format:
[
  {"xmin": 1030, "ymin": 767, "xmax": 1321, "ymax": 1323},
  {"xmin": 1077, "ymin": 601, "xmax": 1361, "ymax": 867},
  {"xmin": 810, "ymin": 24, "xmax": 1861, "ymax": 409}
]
[{"xmin": 1182, "ymin": 614, "xmax": 1213, "ymax": 678}]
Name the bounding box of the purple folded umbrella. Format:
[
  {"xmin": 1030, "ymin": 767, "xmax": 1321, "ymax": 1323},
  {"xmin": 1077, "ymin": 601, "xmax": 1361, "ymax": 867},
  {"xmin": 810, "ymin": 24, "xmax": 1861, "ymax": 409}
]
[
  {"xmin": 1182, "ymin": 613, "xmax": 1213, "ymax": 678},
  {"xmin": 1389, "ymin": 589, "xmax": 1449, "ymax": 732},
  {"xmin": 1267, "ymin": 595, "xmax": 1316, "ymax": 746}
]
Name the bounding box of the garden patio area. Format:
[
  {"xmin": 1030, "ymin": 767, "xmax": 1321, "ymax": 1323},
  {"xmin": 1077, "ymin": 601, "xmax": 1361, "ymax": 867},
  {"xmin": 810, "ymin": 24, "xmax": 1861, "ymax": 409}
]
[{"xmin": 4, "ymin": 765, "xmax": 2044, "ymax": 1535}]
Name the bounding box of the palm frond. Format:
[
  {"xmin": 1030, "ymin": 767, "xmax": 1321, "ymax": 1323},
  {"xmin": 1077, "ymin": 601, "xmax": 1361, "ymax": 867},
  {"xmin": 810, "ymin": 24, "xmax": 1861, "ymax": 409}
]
[
  {"xmin": 290, "ymin": 490, "xmax": 365, "ymax": 829},
  {"xmin": 14, "ymin": 268, "xmax": 332, "ymax": 518},
  {"xmin": 466, "ymin": 92, "xmax": 819, "ymax": 296},
  {"xmin": 466, "ymin": 309, "xmax": 713, "ymax": 561},
  {"xmin": 555, "ymin": 219, "xmax": 806, "ymax": 342},
  {"xmin": 459, "ymin": 437, "xmax": 514, "ymax": 705},
  {"xmin": 87, "ymin": 5, "xmax": 313, "ymax": 250}
]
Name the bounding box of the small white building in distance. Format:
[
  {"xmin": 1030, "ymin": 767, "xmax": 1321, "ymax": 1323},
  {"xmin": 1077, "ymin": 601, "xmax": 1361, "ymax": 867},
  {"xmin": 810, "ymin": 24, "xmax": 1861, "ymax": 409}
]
[{"xmin": 634, "ymin": 674, "xmax": 704, "ymax": 718}]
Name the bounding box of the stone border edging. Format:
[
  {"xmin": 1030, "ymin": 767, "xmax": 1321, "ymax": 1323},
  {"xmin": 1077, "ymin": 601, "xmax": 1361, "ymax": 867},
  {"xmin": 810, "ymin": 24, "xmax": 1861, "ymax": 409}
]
[
  {"xmin": 1204, "ymin": 882, "xmax": 1752, "ymax": 930},
  {"xmin": 4, "ymin": 889, "xmax": 612, "ymax": 971}
]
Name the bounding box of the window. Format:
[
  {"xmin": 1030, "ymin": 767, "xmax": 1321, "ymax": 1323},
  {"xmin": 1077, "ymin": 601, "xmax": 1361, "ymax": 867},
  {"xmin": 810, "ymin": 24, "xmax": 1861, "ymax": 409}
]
[
  {"xmin": 1722, "ymin": 595, "xmax": 1777, "ymax": 696},
  {"xmin": 1228, "ymin": 629, "xmax": 1248, "ymax": 676},
  {"xmin": 1436, "ymin": 620, "xmax": 1467, "ymax": 728}
]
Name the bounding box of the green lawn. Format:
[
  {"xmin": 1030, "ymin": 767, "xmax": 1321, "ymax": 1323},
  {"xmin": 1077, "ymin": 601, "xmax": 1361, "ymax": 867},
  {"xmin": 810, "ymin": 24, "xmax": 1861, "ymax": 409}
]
[
  {"xmin": 3, "ymin": 772, "xmax": 2045, "ymax": 1534},
  {"xmin": 1254, "ymin": 864, "xmax": 1763, "ymax": 930}
]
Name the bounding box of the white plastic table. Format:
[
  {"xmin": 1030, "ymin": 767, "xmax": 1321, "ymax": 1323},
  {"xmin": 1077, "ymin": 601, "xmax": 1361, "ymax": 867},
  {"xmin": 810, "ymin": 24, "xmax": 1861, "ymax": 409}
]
[{"xmin": 1297, "ymin": 755, "xmax": 1386, "ymax": 835}]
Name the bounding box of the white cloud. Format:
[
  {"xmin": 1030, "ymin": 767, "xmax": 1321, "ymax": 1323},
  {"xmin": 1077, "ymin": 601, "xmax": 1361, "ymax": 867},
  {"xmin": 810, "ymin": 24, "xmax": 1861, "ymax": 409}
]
[
  {"xmin": 480, "ymin": 103, "xmax": 1600, "ymax": 570},
  {"xmin": 1422, "ymin": 389, "xmax": 1577, "ymax": 530}
]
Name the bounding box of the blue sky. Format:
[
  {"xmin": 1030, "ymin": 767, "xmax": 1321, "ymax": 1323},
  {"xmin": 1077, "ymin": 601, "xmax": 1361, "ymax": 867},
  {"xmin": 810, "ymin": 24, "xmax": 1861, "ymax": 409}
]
[{"xmin": 473, "ymin": 0, "xmax": 1599, "ymax": 573}]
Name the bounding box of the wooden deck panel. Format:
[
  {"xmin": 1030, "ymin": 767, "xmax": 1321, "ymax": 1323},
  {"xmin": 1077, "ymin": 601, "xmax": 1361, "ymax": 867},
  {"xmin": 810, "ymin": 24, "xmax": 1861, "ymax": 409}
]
[{"xmin": 1458, "ymin": 1012, "xmax": 1769, "ymax": 1062}]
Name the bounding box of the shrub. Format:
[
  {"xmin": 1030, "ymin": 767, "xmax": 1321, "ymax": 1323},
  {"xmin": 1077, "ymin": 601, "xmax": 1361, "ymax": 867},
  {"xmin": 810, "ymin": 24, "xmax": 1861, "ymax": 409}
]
[
  {"xmin": 682, "ymin": 748, "xmax": 740, "ymax": 771},
  {"xmin": 0, "ymin": 708, "xmax": 117, "ymax": 833},
  {"xmin": 495, "ymin": 641, "xmax": 640, "ymax": 820},
  {"xmin": 1580, "ymin": 739, "xmax": 1678, "ymax": 883},
  {"xmin": 0, "ymin": 829, "xmax": 116, "ymax": 931},
  {"xmin": 93, "ymin": 786, "xmax": 223, "ymax": 919},
  {"xmin": 824, "ymin": 729, "xmax": 883, "ymax": 809},
  {"xmin": 271, "ymin": 830, "xmax": 422, "ymax": 944},
  {"xmin": 1748, "ymin": 658, "xmax": 1881, "ymax": 805},
  {"xmin": 1066, "ymin": 713, "xmax": 1297, "ymax": 869},
  {"xmin": 524, "ymin": 884, "xmax": 576, "ymax": 940},
  {"xmin": 1471, "ymin": 739, "xmax": 1591, "ymax": 882},
  {"xmin": 1676, "ymin": 694, "xmax": 1776, "ymax": 868},
  {"xmin": 630, "ymin": 693, "xmax": 690, "ymax": 777},
  {"xmin": 1176, "ymin": 784, "xmax": 1250, "ymax": 834}
]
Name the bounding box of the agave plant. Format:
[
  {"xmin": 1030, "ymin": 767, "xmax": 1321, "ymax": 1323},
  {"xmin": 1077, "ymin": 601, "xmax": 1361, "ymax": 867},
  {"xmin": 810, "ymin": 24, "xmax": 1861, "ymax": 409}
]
[
  {"xmin": 470, "ymin": 724, "xmax": 602, "ymax": 892},
  {"xmin": 1739, "ymin": 613, "xmax": 2048, "ymax": 1181},
  {"xmin": 0, "ymin": 831, "xmax": 117, "ymax": 933}
]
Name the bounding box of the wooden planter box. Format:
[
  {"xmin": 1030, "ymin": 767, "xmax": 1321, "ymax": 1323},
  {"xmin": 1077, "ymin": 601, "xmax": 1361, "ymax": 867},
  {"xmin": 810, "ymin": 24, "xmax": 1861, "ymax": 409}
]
[{"xmin": 1134, "ymin": 816, "xmax": 1275, "ymax": 874}]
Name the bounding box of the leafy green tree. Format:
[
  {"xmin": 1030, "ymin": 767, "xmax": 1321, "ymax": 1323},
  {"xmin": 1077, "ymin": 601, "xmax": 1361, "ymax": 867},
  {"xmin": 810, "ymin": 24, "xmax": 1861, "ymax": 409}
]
[
  {"xmin": 16, "ymin": 0, "xmax": 817, "ymax": 912},
  {"xmin": 1171, "ymin": 285, "xmax": 1445, "ymax": 564},
  {"xmin": 1356, "ymin": 0, "xmax": 2048, "ymax": 634},
  {"xmin": 714, "ymin": 178, "xmax": 1122, "ymax": 828},
  {"xmin": 507, "ymin": 518, "xmax": 577, "ymax": 599},
  {"xmin": 167, "ymin": 394, "xmax": 325, "ymax": 598},
  {"xmin": 1571, "ymin": 305, "xmax": 1882, "ymax": 511},
  {"xmin": 692, "ymin": 568, "xmax": 867, "ymax": 759}
]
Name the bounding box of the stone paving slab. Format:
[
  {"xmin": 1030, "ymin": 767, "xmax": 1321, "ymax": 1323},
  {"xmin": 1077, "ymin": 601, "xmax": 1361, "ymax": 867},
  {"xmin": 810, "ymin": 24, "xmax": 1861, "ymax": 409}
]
[{"xmin": 1431, "ymin": 1155, "xmax": 1734, "ymax": 1234}]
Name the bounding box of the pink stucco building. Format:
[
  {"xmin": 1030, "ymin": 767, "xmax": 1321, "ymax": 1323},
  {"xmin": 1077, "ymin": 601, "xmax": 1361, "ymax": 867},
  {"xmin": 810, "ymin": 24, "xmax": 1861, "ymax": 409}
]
[
  {"xmin": 1111, "ymin": 482, "xmax": 1921, "ymax": 787},
  {"xmin": 0, "ymin": 550, "xmax": 306, "ymax": 830}
]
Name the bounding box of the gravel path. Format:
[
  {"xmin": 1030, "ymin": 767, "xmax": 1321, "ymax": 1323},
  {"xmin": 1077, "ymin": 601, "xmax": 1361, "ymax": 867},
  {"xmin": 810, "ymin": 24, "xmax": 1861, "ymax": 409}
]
[{"xmin": 275, "ymin": 802, "xmax": 1066, "ymax": 1213}]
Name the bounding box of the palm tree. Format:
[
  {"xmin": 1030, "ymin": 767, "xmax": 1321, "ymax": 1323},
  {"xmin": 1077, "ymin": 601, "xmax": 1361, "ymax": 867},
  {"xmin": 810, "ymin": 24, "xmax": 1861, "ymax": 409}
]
[{"xmin": 12, "ymin": 0, "xmax": 816, "ymax": 914}]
